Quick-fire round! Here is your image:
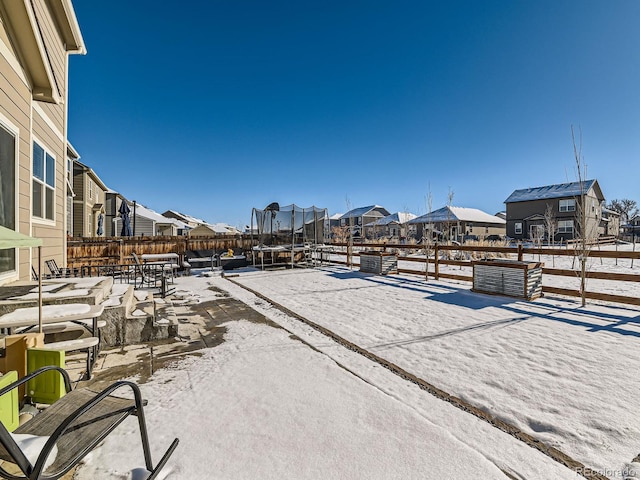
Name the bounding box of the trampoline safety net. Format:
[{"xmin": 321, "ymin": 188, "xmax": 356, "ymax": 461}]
[{"xmin": 251, "ymin": 204, "xmax": 329, "ymax": 247}]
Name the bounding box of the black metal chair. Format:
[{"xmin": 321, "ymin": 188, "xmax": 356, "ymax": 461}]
[
  {"xmin": 0, "ymin": 366, "xmax": 178, "ymax": 480},
  {"xmin": 131, "ymin": 253, "xmax": 166, "ymax": 290},
  {"xmin": 44, "ymin": 260, "xmax": 79, "ymax": 279}
]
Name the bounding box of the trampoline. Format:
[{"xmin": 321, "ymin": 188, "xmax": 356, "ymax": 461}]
[{"xmin": 250, "ymin": 203, "xmax": 330, "ymax": 269}]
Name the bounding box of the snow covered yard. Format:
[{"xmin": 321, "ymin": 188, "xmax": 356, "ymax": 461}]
[
  {"xmin": 231, "ymin": 265, "xmax": 640, "ymax": 476},
  {"xmin": 72, "ymin": 256, "xmax": 640, "ymax": 479}
]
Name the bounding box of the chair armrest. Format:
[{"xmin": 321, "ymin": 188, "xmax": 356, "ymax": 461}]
[
  {"xmin": 35, "ymin": 380, "xmax": 148, "ymax": 474},
  {"xmin": 0, "ymin": 366, "xmax": 72, "ymax": 397}
]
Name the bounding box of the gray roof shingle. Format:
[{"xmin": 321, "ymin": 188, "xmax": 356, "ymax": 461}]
[{"xmin": 504, "ymin": 180, "xmax": 598, "ymax": 204}]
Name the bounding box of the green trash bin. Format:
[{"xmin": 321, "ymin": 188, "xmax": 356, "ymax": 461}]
[
  {"xmin": 0, "ymin": 371, "xmax": 19, "ymax": 432},
  {"xmin": 26, "ymin": 348, "xmax": 66, "ymax": 405}
]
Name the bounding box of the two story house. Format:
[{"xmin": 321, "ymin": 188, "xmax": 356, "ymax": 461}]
[
  {"xmin": 339, "ymin": 205, "xmax": 390, "ymax": 239},
  {"xmin": 504, "ymin": 180, "xmax": 605, "ymax": 242},
  {"xmin": 365, "ymin": 212, "xmax": 417, "ymax": 240},
  {"xmin": 72, "ymin": 160, "xmax": 109, "ymax": 237},
  {"xmin": 0, "ymin": 0, "xmax": 85, "ymax": 284}
]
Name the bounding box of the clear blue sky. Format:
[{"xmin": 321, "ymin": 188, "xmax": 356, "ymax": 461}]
[{"xmin": 69, "ymin": 1, "xmax": 640, "ymax": 228}]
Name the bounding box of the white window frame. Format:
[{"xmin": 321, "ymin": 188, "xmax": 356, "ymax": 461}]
[
  {"xmin": 559, "ymin": 199, "xmax": 576, "ymax": 212},
  {"xmin": 558, "ymin": 220, "xmax": 574, "ymax": 233},
  {"xmin": 514, "ymin": 222, "xmax": 523, "ymax": 234},
  {"xmin": 32, "ymin": 139, "xmax": 56, "ymax": 224},
  {"xmin": 0, "ymin": 113, "xmax": 20, "ymax": 280}
]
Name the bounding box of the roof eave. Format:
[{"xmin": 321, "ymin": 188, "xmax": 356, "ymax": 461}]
[
  {"xmin": 46, "ymin": 0, "xmax": 86, "ymax": 54},
  {"xmin": 1, "ymin": 0, "xmax": 60, "ymax": 103}
]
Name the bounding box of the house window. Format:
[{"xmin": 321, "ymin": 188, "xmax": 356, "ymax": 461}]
[
  {"xmin": 558, "ymin": 220, "xmax": 574, "ymax": 233},
  {"xmin": 515, "ymin": 222, "xmax": 522, "ymax": 234},
  {"xmin": 0, "ymin": 124, "xmax": 17, "ymax": 275},
  {"xmin": 559, "ymin": 199, "xmax": 576, "ymax": 212},
  {"xmin": 32, "ymin": 141, "xmax": 55, "ymax": 220},
  {"xmin": 88, "ymin": 179, "xmax": 93, "ymax": 200}
]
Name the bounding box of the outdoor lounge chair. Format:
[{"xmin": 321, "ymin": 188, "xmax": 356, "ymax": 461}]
[
  {"xmin": 44, "ymin": 260, "xmax": 79, "ymax": 279},
  {"xmin": 0, "ymin": 366, "xmax": 179, "ymax": 480}
]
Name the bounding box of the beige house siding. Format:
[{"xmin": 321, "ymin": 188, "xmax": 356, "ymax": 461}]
[
  {"xmin": 31, "ymin": 0, "xmax": 66, "ymax": 132},
  {"xmin": 0, "ymin": 20, "xmax": 32, "ymax": 282},
  {"xmin": 465, "ymin": 224, "xmax": 506, "ymax": 238},
  {"xmin": 0, "ymin": 0, "xmax": 85, "ymax": 284}
]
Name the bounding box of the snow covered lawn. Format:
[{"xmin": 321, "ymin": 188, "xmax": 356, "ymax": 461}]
[
  {"xmin": 232, "ymin": 266, "xmax": 640, "ymax": 476},
  {"xmin": 72, "ymin": 273, "xmax": 591, "ymax": 480}
]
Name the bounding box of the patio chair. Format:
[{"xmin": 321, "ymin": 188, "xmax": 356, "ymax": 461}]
[
  {"xmin": 44, "ymin": 260, "xmax": 79, "ymax": 279},
  {"xmin": 94, "ymin": 263, "xmax": 137, "ymax": 284},
  {"xmin": 131, "ymin": 253, "xmax": 166, "ymax": 290},
  {"xmin": 0, "ymin": 366, "xmax": 179, "ymax": 480}
]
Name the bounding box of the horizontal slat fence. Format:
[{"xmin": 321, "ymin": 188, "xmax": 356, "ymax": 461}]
[
  {"xmin": 67, "ymin": 235, "xmax": 252, "ymax": 272},
  {"xmin": 67, "ymin": 237, "xmax": 640, "ymax": 306},
  {"xmin": 330, "ymin": 242, "xmax": 640, "ymax": 307}
]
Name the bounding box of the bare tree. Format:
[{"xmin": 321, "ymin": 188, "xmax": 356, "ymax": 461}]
[
  {"xmin": 544, "ymin": 203, "xmax": 557, "ymax": 266},
  {"xmin": 571, "ymin": 126, "xmax": 598, "ymax": 307},
  {"xmin": 424, "ymin": 186, "xmax": 433, "ymax": 281},
  {"xmin": 446, "ymin": 187, "xmax": 455, "ymax": 244},
  {"xmin": 331, "ymin": 225, "xmax": 349, "ymax": 244},
  {"xmin": 530, "ymin": 224, "xmax": 544, "ymax": 260},
  {"xmin": 345, "ymin": 196, "xmax": 353, "ymax": 269},
  {"xmin": 607, "ymin": 198, "xmax": 638, "ymax": 226}
]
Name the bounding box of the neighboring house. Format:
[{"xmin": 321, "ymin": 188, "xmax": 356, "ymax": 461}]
[
  {"xmin": 0, "ymin": 0, "xmax": 85, "ymax": 284},
  {"xmin": 504, "ymin": 180, "xmax": 605, "ymax": 242},
  {"xmin": 329, "ymin": 213, "xmax": 343, "ymax": 230},
  {"xmin": 600, "ymin": 207, "xmax": 620, "ymax": 238},
  {"xmin": 72, "ymin": 160, "xmax": 108, "ymax": 237},
  {"xmin": 339, "ymin": 205, "xmax": 390, "ymax": 238},
  {"xmin": 409, "ymin": 206, "xmax": 506, "ymax": 242},
  {"xmin": 365, "ymin": 212, "xmax": 417, "ymax": 240},
  {"xmin": 105, "ymin": 189, "xmax": 127, "ymax": 237},
  {"xmin": 114, "ymin": 203, "xmax": 186, "ymax": 237},
  {"xmin": 162, "ymin": 210, "xmax": 207, "ymax": 234},
  {"xmin": 188, "ymin": 223, "xmax": 241, "ymax": 237},
  {"xmin": 66, "ymin": 143, "xmax": 80, "ymax": 237},
  {"xmin": 623, "ymin": 215, "xmax": 640, "ymax": 239}
]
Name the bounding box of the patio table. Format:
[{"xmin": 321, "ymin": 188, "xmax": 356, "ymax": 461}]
[{"xmin": 0, "ymin": 304, "xmax": 104, "ymax": 378}]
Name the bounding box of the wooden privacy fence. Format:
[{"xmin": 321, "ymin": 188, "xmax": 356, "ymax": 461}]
[
  {"xmin": 330, "ymin": 242, "xmax": 640, "ymax": 307},
  {"xmin": 67, "ymin": 235, "xmax": 254, "ymax": 271}
]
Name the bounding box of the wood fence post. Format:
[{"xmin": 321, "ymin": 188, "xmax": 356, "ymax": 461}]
[
  {"xmin": 518, "ymin": 243, "xmax": 523, "ymax": 261},
  {"xmin": 434, "ymin": 243, "xmax": 439, "ymax": 280}
]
